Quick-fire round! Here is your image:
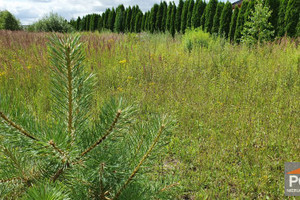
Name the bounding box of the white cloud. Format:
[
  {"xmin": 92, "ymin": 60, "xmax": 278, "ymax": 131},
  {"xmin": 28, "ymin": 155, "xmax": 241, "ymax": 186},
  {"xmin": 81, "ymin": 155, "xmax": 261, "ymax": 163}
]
[{"xmin": 0, "ymin": 0, "xmax": 235, "ymax": 25}]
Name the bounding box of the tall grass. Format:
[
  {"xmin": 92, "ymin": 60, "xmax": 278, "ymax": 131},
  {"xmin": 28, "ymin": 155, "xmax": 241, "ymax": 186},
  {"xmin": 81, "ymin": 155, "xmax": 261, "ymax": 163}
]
[{"xmin": 0, "ymin": 30, "xmax": 299, "ymax": 199}]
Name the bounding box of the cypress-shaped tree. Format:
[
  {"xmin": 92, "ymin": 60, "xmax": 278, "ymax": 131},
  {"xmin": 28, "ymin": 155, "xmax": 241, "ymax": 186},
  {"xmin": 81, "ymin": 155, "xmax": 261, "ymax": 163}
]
[
  {"xmin": 150, "ymin": 4, "xmax": 159, "ymax": 33},
  {"xmin": 175, "ymin": 0, "xmax": 184, "ymax": 32},
  {"xmin": 170, "ymin": 4, "xmax": 177, "ymax": 38},
  {"xmin": 219, "ymin": 1, "xmax": 233, "ymax": 38},
  {"xmin": 156, "ymin": 2, "xmax": 164, "ymax": 32},
  {"xmin": 166, "ymin": 2, "xmax": 173, "ymax": 32},
  {"xmin": 229, "ymin": 6, "xmax": 239, "ymax": 41},
  {"xmin": 212, "ymin": 2, "xmax": 225, "ymax": 34},
  {"xmin": 141, "ymin": 13, "xmax": 146, "ymax": 32},
  {"xmin": 114, "ymin": 5, "xmax": 125, "ymax": 33},
  {"xmin": 264, "ymin": 0, "xmax": 280, "ymax": 36},
  {"xmin": 103, "ymin": 9, "xmax": 111, "ymax": 30},
  {"xmin": 204, "ymin": 0, "xmax": 218, "ymax": 33},
  {"xmin": 76, "ymin": 17, "xmax": 81, "ymax": 31},
  {"xmin": 181, "ymin": 0, "xmax": 189, "ymax": 33},
  {"xmin": 244, "ymin": 0, "xmax": 256, "ymax": 22},
  {"xmin": 161, "ymin": 1, "xmax": 168, "ymax": 32},
  {"xmin": 130, "ymin": 6, "xmax": 137, "ymax": 32},
  {"xmin": 125, "ymin": 6, "xmax": 132, "ymax": 32},
  {"xmin": 97, "ymin": 16, "xmax": 103, "ymax": 31},
  {"xmin": 186, "ymin": 0, "xmax": 195, "ymax": 29},
  {"xmin": 284, "ymin": 0, "xmax": 300, "ymax": 37},
  {"xmin": 192, "ymin": 0, "xmax": 206, "ymax": 28},
  {"xmin": 200, "ymin": 3, "xmax": 207, "ymax": 30},
  {"xmin": 234, "ymin": 0, "xmax": 249, "ymax": 42},
  {"xmin": 89, "ymin": 14, "xmax": 95, "ymax": 31},
  {"xmin": 107, "ymin": 8, "xmax": 116, "ymax": 32},
  {"xmin": 85, "ymin": 15, "xmax": 90, "ymax": 31},
  {"xmin": 135, "ymin": 12, "xmax": 143, "ymax": 33}
]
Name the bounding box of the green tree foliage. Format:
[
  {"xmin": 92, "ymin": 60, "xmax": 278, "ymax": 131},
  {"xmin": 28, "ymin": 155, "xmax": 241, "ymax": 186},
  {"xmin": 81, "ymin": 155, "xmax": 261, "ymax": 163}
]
[
  {"xmin": 108, "ymin": 8, "xmax": 116, "ymax": 32},
  {"xmin": 125, "ymin": 6, "xmax": 132, "ymax": 32},
  {"xmin": 218, "ymin": 1, "xmax": 233, "ymax": 38},
  {"xmin": 97, "ymin": 16, "xmax": 103, "ymax": 31},
  {"xmin": 175, "ymin": 0, "xmax": 184, "ymax": 32},
  {"xmin": 200, "ymin": 4, "xmax": 207, "ymax": 30},
  {"xmin": 170, "ymin": 5, "xmax": 177, "ymax": 37},
  {"xmin": 204, "ymin": 0, "xmax": 218, "ymax": 33},
  {"xmin": 156, "ymin": 2, "xmax": 164, "ymax": 32},
  {"xmin": 186, "ymin": 0, "xmax": 195, "ymax": 29},
  {"xmin": 277, "ymin": 0, "xmax": 288, "ymax": 36},
  {"xmin": 234, "ymin": 0, "xmax": 249, "ymax": 42},
  {"xmin": 150, "ymin": 4, "xmax": 159, "ymax": 33},
  {"xmin": 241, "ymin": 0, "xmax": 274, "ymax": 45},
  {"xmin": 211, "ymin": 2, "xmax": 224, "ymax": 34},
  {"xmin": 181, "ymin": 0, "xmax": 189, "ymax": 33},
  {"xmin": 0, "ymin": 34, "xmax": 175, "ymax": 200},
  {"xmin": 229, "ymin": 6, "xmax": 239, "ymax": 41},
  {"xmin": 0, "ymin": 10, "xmax": 21, "ymax": 31},
  {"xmin": 161, "ymin": 1, "xmax": 168, "ymax": 32},
  {"xmin": 264, "ymin": 0, "xmax": 280, "ymax": 35},
  {"xmin": 114, "ymin": 5, "xmax": 125, "ymax": 33},
  {"xmin": 284, "ymin": 0, "xmax": 300, "ymax": 37},
  {"xmin": 192, "ymin": 0, "xmax": 206, "ymax": 29},
  {"xmin": 28, "ymin": 12, "xmax": 73, "ymax": 33},
  {"xmin": 166, "ymin": 2, "xmax": 173, "ymax": 32},
  {"xmin": 76, "ymin": 17, "xmax": 81, "ymax": 30},
  {"xmin": 103, "ymin": 9, "xmax": 111, "ymax": 30},
  {"xmin": 135, "ymin": 11, "xmax": 143, "ymax": 33}
]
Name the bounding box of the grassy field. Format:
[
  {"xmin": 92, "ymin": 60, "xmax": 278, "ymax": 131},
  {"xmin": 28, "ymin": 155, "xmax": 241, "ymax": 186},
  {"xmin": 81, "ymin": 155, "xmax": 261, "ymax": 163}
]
[{"xmin": 0, "ymin": 30, "xmax": 299, "ymax": 199}]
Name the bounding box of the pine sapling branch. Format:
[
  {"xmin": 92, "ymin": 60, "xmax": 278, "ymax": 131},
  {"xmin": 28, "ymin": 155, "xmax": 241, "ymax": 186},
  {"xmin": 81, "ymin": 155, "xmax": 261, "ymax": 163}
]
[
  {"xmin": 66, "ymin": 45, "xmax": 75, "ymax": 145},
  {"xmin": 113, "ymin": 124, "xmax": 165, "ymax": 200},
  {"xmin": 0, "ymin": 111, "xmax": 38, "ymax": 141},
  {"xmin": 48, "ymin": 140, "xmax": 68, "ymax": 163},
  {"xmin": 80, "ymin": 109, "xmax": 122, "ymax": 157}
]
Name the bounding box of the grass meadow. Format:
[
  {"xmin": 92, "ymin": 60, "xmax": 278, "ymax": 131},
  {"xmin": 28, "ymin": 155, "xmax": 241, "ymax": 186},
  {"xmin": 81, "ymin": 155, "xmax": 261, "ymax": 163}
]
[{"xmin": 0, "ymin": 30, "xmax": 299, "ymax": 199}]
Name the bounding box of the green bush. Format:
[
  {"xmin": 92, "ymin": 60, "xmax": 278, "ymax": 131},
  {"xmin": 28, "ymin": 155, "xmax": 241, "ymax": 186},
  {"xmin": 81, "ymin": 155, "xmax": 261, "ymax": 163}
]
[
  {"xmin": 182, "ymin": 28, "xmax": 212, "ymax": 52},
  {"xmin": 28, "ymin": 13, "xmax": 73, "ymax": 33},
  {"xmin": 0, "ymin": 10, "xmax": 21, "ymax": 31}
]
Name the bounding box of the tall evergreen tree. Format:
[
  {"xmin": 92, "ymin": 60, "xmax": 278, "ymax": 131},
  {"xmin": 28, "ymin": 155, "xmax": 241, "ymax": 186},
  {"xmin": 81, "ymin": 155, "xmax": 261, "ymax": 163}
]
[
  {"xmin": 130, "ymin": 6, "xmax": 138, "ymax": 32},
  {"xmin": 200, "ymin": 3, "xmax": 207, "ymax": 30},
  {"xmin": 85, "ymin": 15, "xmax": 90, "ymax": 31},
  {"xmin": 135, "ymin": 12, "xmax": 143, "ymax": 33},
  {"xmin": 234, "ymin": 0, "xmax": 249, "ymax": 42},
  {"xmin": 204, "ymin": 0, "xmax": 218, "ymax": 33},
  {"xmin": 186, "ymin": 0, "xmax": 195, "ymax": 29},
  {"xmin": 277, "ymin": 0, "xmax": 288, "ymax": 36},
  {"xmin": 212, "ymin": 2, "xmax": 224, "ymax": 34},
  {"xmin": 219, "ymin": 1, "xmax": 233, "ymax": 38},
  {"xmin": 192, "ymin": 0, "xmax": 206, "ymax": 28},
  {"xmin": 166, "ymin": 2, "xmax": 173, "ymax": 32},
  {"xmin": 125, "ymin": 6, "xmax": 132, "ymax": 32},
  {"xmin": 114, "ymin": 5, "xmax": 125, "ymax": 33},
  {"xmin": 89, "ymin": 14, "xmax": 95, "ymax": 31},
  {"xmin": 175, "ymin": 0, "xmax": 184, "ymax": 32},
  {"xmin": 244, "ymin": 0, "xmax": 256, "ymax": 22},
  {"xmin": 0, "ymin": 10, "xmax": 20, "ymax": 30},
  {"xmin": 141, "ymin": 13, "xmax": 146, "ymax": 32},
  {"xmin": 284, "ymin": 0, "xmax": 300, "ymax": 37},
  {"xmin": 170, "ymin": 4, "xmax": 177, "ymax": 38},
  {"xmin": 107, "ymin": 8, "xmax": 116, "ymax": 32},
  {"xmin": 97, "ymin": 16, "xmax": 103, "ymax": 31},
  {"xmin": 103, "ymin": 9, "xmax": 111, "ymax": 29},
  {"xmin": 161, "ymin": 1, "xmax": 168, "ymax": 32},
  {"xmin": 150, "ymin": 4, "xmax": 159, "ymax": 33},
  {"xmin": 229, "ymin": 6, "xmax": 239, "ymax": 41},
  {"xmin": 264, "ymin": 0, "xmax": 280, "ymax": 36},
  {"xmin": 156, "ymin": 2, "xmax": 164, "ymax": 32},
  {"xmin": 181, "ymin": 0, "xmax": 189, "ymax": 33},
  {"xmin": 76, "ymin": 17, "xmax": 81, "ymax": 31}
]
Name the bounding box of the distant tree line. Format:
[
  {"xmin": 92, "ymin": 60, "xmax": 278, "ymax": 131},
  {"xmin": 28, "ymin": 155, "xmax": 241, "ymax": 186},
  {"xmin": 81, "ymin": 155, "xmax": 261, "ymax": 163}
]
[{"xmin": 70, "ymin": 0, "xmax": 299, "ymax": 40}]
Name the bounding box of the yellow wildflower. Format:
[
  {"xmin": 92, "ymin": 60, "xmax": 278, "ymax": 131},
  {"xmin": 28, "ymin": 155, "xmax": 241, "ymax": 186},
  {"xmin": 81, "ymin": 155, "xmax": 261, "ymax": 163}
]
[
  {"xmin": 119, "ymin": 59, "xmax": 127, "ymax": 64},
  {"xmin": 0, "ymin": 71, "xmax": 6, "ymax": 76},
  {"xmin": 117, "ymin": 87, "xmax": 123, "ymax": 92},
  {"xmin": 27, "ymin": 65, "xmax": 32, "ymax": 69},
  {"xmin": 149, "ymin": 82, "xmax": 155, "ymax": 86}
]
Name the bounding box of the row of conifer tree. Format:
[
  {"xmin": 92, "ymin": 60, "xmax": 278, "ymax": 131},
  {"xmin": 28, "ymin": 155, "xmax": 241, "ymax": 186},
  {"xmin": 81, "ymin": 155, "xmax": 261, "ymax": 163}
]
[{"xmin": 69, "ymin": 0, "xmax": 299, "ymax": 41}]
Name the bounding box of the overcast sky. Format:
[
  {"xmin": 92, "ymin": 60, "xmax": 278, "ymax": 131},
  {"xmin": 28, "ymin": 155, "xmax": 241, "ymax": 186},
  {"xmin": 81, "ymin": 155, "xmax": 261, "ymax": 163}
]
[{"xmin": 0, "ymin": 0, "xmax": 236, "ymax": 25}]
